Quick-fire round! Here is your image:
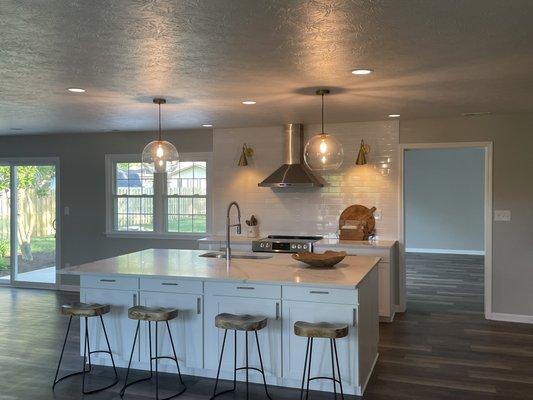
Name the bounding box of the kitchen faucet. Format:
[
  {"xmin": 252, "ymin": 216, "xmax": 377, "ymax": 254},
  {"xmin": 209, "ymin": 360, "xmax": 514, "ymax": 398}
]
[{"xmin": 226, "ymin": 201, "xmax": 242, "ymax": 261}]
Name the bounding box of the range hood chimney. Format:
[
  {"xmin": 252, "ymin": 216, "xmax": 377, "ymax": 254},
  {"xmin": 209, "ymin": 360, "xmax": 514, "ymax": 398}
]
[{"xmin": 258, "ymin": 124, "xmax": 324, "ymax": 188}]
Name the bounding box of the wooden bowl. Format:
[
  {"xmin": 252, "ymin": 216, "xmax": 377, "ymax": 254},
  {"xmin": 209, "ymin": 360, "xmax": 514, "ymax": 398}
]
[{"xmin": 292, "ymin": 251, "xmax": 347, "ymax": 268}]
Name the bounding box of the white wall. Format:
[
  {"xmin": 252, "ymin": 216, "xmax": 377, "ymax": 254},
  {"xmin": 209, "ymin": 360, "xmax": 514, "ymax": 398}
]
[
  {"xmin": 212, "ymin": 121, "xmax": 399, "ymax": 239},
  {"xmin": 404, "ymin": 148, "xmax": 485, "ymax": 254},
  {"xmin": 401, "ymin": 113, "xmax": 533, "ymax": 317}
]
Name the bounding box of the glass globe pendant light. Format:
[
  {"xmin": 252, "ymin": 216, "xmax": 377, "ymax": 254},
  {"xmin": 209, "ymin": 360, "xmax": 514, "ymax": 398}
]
[
  {"xmin": 304, "ymin": 89, "xmax": 344, "ymax": 170},
  {"xmin": 142, "ymin": 98, "xmax": 179, "ymax": 174}
]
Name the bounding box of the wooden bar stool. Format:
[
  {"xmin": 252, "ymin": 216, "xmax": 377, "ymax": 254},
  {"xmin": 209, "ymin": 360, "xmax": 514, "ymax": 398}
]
[
  {"xmin": 53, "ymin": 302, "xmax": 119, "ymax": 394},
  {"xmin": 294, "ymin": 321, "xmax": 349, "ymax": 400},
  {"xmin": 120, "ymin": 306, "xmax": 186, "ymax": 400},
  {"xmin": 211, "ymin": 313, "xmax": 272, "ymax": 400}
]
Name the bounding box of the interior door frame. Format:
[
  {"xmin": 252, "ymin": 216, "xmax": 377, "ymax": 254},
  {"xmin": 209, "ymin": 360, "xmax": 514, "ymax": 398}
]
[
  {"xmin": 0, "ymin": 157, "xmax": 60, "ymax": 290},
  {"xmin": 398, "ymin": 142, "xmax": 493, "ymax": 319}
]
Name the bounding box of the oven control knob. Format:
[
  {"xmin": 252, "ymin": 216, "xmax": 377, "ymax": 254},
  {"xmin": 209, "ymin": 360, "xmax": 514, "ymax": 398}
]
[
  {"xmin": 260, "ymin": 243, "xmax": 264, "ymax": 248},
  {"xmin": 297, "ymin": 244, "xmax": 302, "ymax": 249},
  {"xmin": 303, "ymin": 245, "xmax": 308, "ymax": 250},
  {"xmin": 291, "ymin": 244, "xmax": 296, "ymax": 249},
  {"xmin": 266, "ymin": 243, "xmax": 270, "ymax": 247}
]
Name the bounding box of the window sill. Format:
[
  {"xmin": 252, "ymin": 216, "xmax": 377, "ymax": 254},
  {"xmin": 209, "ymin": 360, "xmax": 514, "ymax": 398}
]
[{"xmin": 104, "ymin": 231, "xmax": 208, "ymax": 240}]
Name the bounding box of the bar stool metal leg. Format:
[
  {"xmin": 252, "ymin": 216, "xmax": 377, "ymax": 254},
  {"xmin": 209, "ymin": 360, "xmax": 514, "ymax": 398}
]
[
  {"xmin": 305, "ymin": 338, "xmax": 314, "ymax": 400},
  {"xmin": 299, "ymin": 338, "xmax": 310, "ymax": 400},
  {"xmin": 210, "ymin": 329, "xmax": 230, "ymax": 399},
  {"xmin": 53, "ymin": 314, "xmax": 119, "ymax": 395},
  {"xmin": 333, "ymin": 340, "xmax": 344, "ymax": 400},
  {"xmin": 329, "ymin": 339, "xmax": 337, "ymax": 399},
  {"xmin": 211, "ymin": 329, "xmax": 271, "ymax": 400},
  {"xmin": 166, "ymin": 321, "xmax": 185, "ymax": 386},
  {"xmin": 254, "ymin": 331, "xmax": 272, "ymax": 400},
  {"xmin": 300, "ymin": 337, "xmax": 344, "ymax": 400},
  {"xmin": 121, "ymin": 320, "xmax": 186, "ymax": 400}
]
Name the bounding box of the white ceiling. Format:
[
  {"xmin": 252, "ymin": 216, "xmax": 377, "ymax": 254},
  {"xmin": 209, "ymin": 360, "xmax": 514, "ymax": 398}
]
[{"xmin": 1, "ymin": 0, "xmax": 533, "ymax": 135}]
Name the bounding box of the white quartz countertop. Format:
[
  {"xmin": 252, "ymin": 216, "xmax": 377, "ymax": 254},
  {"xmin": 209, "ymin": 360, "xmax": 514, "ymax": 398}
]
[
  {"xmin": 198, "ymin": 235, "xmax": 397, "ymax": 249},
  {"xmin": 60, "ymin": 249, "xmax": 380, "ymax": 289}
]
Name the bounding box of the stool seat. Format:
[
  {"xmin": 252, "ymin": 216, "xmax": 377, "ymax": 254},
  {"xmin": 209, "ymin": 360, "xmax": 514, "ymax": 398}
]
[
  {"xmin": 61, "ymin": 302, "xmax": 110, "ymax": 317},
  {"xmin": 215, "ymin": 313, "xmax": 267, "ymax": 331},
  {"xmin": 127, "ymin": 305, "xmax": 179, "ymax": 321},
  {"xmin": 294, "ymin": 321, "xmax": 349, "ymax": 339}
]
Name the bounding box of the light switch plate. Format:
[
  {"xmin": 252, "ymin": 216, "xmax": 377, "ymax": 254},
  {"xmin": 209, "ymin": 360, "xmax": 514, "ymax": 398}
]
[
  {"xmin": 494, "ymin": 210, "xmax": 511, "ymax": 222},
  {"xmin": 373, "ymin": 210, "xmax": 382, "ymax": 220},
  {"xmin": 64, "ymin": 206, "xmax": 69, "ymax": 216}
]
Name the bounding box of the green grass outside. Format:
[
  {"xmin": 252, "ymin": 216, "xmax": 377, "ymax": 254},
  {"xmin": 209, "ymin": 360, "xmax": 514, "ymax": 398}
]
[
  {"xmin": 134, "ymin": 216, "xmax": 206, "ymax": 233},
  {"xmin": 0, "ymin": 235, "xmax": 55, "ymax": 271}
]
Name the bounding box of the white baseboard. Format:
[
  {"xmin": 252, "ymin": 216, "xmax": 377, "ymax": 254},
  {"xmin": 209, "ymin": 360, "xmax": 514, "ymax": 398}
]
[
  {"xmin": 406, "ymin": 248, "xmax": 485, "ymax": 256},
  {"xmin": 487, "ymin": 312, "xmax": 533, "ymax": 324},
  {"xmin": 59, "ymin": 284, "xmax": 80, "ymax": 292}
]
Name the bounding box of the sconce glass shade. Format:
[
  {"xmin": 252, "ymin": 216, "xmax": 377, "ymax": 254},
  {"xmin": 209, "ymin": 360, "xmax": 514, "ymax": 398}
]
[
  {"xmin": 142, "ymin": 140, "xmax": 179, "ymax": 174},
  {"xmin": 304, "ymin": 133, "xmax": 344, "ymax": 171}
]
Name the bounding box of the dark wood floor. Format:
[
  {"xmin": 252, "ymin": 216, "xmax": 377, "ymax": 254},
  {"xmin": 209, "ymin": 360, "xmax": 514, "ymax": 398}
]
[{"xmin": 1, "ymin": 253, "xmax": 532, "ymax": 399}]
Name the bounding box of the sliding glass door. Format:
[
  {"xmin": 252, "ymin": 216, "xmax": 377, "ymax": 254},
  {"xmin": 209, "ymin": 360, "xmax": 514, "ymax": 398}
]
[{"xmin": 0, "ymin": 159, "xmax": 59, "ymax": 288}]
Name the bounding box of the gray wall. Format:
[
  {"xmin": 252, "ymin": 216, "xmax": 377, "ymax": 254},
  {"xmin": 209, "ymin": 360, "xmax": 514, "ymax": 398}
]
[
  {"xmin": 0, "ymin": 129, "xmax": 213, "ymax": 286},
  {"xmin": 401, "ymin": 114, "xmax": 533, "ymax": 316},
  {"xmin": 405, "ymin": 148, "xmax": 485, "ymax": 253}
]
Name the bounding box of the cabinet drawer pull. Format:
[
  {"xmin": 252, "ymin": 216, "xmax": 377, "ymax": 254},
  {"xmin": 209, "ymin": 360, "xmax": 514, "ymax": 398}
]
[
  {"xmin": 275, "ymin": 302, "xmax": 280, "ymax": 320},
  {"xmin": 161, "ymin": 282, "xmax": 179, "ymax": 286},
  {"xmin": 197, "ymin": 297, "xmax": 202, "ymax": 314},
  {"xmin": 236, "ymin": 286, "xmax": 255, "ymax": 290},
  {"xmin": 100, "ymin": 279, "xmax": 116, "ymax": 283},
  {"xmin": 353, "ymin": 307, "xmax": 358, "ymax": 327},
  {"xmin": 309, "ymin": 290, "xmax": 329, "ymax": 294}
]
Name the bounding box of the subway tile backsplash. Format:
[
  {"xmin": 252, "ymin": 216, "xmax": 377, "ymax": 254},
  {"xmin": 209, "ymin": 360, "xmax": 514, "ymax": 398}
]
[{"xmin": 213, "ymin": 121, "xmax": 399, "ymax": 239}]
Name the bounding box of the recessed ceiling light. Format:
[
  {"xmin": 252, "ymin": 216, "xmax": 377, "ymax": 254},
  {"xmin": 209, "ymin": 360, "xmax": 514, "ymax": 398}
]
[
  {"xmin": 242, "ymin": 100, "xmax": 256, "ymax": 105},
  {"xmin": 462, "ymin": 111, "xmax": 491, "ymax": 117},
  {"xmin": 67, "ymin": 87, "xmax": 86, "ymax": 93},
  {"xmin": 388, "ymin": 114, "xmax": 400, "ymax": 118},
  {"xmin": 351, "ymin": 69, "xmax": 373, "ymax": 75},
  {"xmin": 202, "ymin": 124, "xmax": 213, "ymax": 128}
]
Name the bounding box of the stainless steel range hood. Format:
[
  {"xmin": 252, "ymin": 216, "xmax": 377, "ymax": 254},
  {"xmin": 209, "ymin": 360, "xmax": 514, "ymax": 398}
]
[{"xmin": 258, "ymin": 123, "xmax": 324, "ymax": 188}]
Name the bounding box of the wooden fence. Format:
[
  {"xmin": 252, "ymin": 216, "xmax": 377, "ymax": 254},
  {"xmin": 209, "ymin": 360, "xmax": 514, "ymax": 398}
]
[{"xmin": 0, "ymin": 191, "xmax": 55, "ymax": 239}]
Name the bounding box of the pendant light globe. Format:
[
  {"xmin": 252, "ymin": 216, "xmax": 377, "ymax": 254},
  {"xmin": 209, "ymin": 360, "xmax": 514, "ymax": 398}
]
[
  {"xmin": 303, "ymin": 89, "xmax": 344, "ymax": 171},
  {"xmin": 142, "ymin": 98, "xmax": 179, "ymax": 174}
]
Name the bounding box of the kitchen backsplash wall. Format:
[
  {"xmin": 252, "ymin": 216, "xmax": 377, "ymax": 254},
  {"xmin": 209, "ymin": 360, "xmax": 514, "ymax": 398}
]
[{"xmin": 212, "ymin": 120, "xmax": 399, "ymax": 239}]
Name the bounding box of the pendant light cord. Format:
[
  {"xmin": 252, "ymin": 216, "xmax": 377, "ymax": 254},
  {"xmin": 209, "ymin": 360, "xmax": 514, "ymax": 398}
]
[
  {"xmin": 158, "ymin": 103, "xmax": 162, "ymax": 141},
  {"xmin": 321, "ymin": 93, "xmax": 325, "ymax": 134}
]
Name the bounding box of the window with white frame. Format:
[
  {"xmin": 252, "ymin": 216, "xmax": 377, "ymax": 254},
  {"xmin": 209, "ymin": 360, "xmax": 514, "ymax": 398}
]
[{"xmin": 106, "ymin": 154, "xmax": 210, "ymax": 235}]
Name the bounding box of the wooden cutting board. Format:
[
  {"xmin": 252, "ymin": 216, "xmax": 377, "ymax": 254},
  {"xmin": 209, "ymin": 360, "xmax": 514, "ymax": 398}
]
[{"xmin": 338, "ymin": 204, "xmax": 376, "ymax": 240}]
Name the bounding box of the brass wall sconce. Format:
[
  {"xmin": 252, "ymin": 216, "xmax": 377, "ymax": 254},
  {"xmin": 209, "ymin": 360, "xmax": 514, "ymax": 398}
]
[
  {"xmin": 355, "ymin": 139, "xmax": 370, "ymax": 165},
  {"xmin": 238, "ymin": 143, "xmax": 254, "ymax": 166}
]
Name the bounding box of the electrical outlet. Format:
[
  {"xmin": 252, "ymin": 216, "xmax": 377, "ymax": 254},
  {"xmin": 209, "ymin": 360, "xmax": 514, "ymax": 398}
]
[
  {"xmin": 64, "ymin": 206, "xmax": 69, "ymax": 216},
  {"xmin": 373, "ymin": 210, "xmax": 382, "ymax": 220},
  {"xmin": 494, "ymin": 210, "xmax": 511, "ymax": 222}
]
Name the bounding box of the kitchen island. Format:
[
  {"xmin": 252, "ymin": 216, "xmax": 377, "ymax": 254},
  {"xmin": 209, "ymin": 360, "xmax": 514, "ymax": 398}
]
[{"xmin": 61, "ymin": 249, "xmax": 380, "ymax": 396}]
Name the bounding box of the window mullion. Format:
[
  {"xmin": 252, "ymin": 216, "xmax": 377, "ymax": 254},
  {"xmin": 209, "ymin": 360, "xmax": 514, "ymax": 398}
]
[{"xmin": 153, "ymin": 172, "xmax": 166, "ymax": 233}]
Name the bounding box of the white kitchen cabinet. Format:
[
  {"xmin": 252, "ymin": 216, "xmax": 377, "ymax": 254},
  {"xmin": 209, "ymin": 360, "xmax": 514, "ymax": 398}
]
[
  {"xmin": 314, "ymin": 240, "xmax": 399, "ymax": 321},
  {"xmin": 140, "ymin": 291, "xmax": 203, "ymax": 371},
  {"xmin": 204, "ymin": 293, "xmax": 282, "ymax": 382},
  {"xmin": 81, "ymin": 287, "xmax": 139, "ymax": 367},
  {"xmin": 282, "ymin": 300, "xmax": 359, "ymax": 389}
]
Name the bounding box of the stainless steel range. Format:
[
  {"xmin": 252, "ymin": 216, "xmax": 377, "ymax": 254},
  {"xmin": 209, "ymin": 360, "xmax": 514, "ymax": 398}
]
[{"xmin": 252, "ymin": 235, "xmax": 323, "ymax": 253}]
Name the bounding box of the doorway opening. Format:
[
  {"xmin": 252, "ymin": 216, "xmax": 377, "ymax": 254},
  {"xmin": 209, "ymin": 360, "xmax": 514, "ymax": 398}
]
[
  {"xmin": 399, "ymin": 143, "xmax": 493, "ymax": 318},
  {"xmin": 0, "ymin": 159, "xmax": 59, "ymax": 288}
]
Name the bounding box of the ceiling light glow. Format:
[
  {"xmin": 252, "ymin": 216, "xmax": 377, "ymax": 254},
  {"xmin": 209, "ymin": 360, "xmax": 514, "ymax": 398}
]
[
  {"xmin": 67, "ymin": 87, "xmax": 86, "ymax": 93},
  {"xmin": 202, "ymin": 124, "xmax": 213, "ymax": 127},
  {"xmin": 388, "ymin": 114, "xmax": 401, "ymax": 118},
  {"xmin": 351, "ymin": 69, "xmax": 373, "ymax": 75},
  {"xmin": 242, "ymin": 100, "xmax": 256, "ymax": 105}
]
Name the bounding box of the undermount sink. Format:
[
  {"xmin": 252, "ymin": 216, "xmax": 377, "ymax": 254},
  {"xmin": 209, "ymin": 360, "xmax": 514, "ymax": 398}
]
[{"xmin": 199, "ymin": 252, "xmax": 272, "ymax": 260}]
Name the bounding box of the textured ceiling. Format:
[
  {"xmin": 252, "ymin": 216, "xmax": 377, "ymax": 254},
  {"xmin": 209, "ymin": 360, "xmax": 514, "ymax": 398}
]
[{"xmin": 1, "ymin": 0, "xmax": 533, "ymax": 135}]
